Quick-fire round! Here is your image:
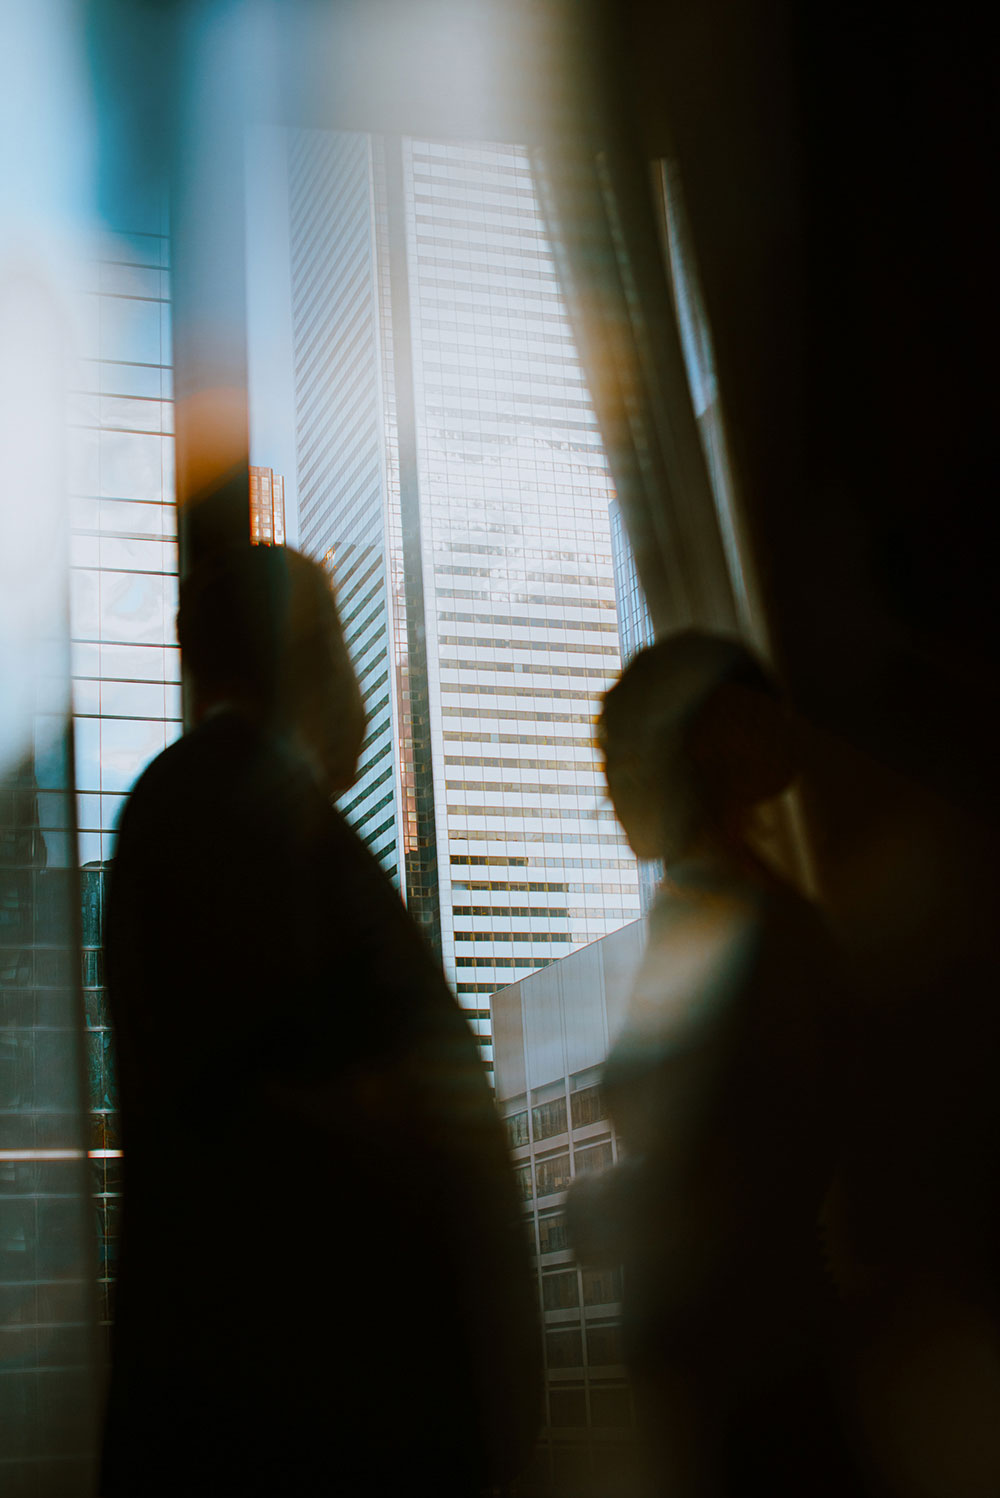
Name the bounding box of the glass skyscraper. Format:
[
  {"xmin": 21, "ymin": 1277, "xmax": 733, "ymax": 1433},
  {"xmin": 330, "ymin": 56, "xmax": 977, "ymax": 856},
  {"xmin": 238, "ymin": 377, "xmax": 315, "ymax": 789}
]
[
  {"xmin": 68, "ymin": 200, "xmax": 178, "ymax": 1325},
  {"xmin": 287, "ymin": 135, "xmax": 644, "ymax": 1062},
  {"xmin": 70, "ymin": 216, "xmax": 179, "ymax": 855}
]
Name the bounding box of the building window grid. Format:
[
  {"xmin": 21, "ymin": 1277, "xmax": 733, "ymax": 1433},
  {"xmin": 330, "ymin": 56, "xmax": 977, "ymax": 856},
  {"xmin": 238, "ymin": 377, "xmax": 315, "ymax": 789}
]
[
  {"xmin": 506, "ymin": 1069, "xmax": 631, "ymax": 1461},
  {"xmin": 70, "ymin": 222, "xmax": 175, "ymax": 1332}
]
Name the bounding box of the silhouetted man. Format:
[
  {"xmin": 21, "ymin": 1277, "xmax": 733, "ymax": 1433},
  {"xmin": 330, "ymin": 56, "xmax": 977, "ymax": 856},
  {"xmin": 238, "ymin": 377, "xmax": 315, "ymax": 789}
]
[{"xmin": 101, "ymin": 545, "xmax": 539, "ymax": 1496}]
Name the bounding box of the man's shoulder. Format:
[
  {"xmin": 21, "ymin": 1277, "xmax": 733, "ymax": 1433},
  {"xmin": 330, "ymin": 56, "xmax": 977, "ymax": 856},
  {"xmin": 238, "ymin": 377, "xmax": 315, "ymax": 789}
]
[
  {"xmin": 119, "ymin": 714, "xmax": 318, "ymax": 853},
  {"xmin": 123, "ymin": 715, "xmax": 249, "ymax": 814}
]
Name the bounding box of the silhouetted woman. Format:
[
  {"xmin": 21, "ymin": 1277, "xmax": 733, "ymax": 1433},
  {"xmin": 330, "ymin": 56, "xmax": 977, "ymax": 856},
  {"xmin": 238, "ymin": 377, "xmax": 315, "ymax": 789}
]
[{"xmin": 571, "ymin": 631, "xmax": 853, "ymax": 1498}]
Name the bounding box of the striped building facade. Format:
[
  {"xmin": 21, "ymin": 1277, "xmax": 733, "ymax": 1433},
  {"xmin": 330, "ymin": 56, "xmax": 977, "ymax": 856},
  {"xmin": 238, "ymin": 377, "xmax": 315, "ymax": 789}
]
[{"xmin": 287, "ymin": 135, "xmax": 645, "ymax": 1063}]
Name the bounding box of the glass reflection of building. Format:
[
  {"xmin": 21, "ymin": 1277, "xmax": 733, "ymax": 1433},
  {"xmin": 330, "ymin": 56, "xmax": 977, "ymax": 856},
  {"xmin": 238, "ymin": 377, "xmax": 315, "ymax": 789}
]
[
  {"xmin": 68, "ymin": 195, "xmax": 178, "ymax": 1327},
  {"xmin": 491, "ymin": 921, "xmax": 644, "ymax": 1495},
  {"xmin": 288, "ymin": 136, "xmax": 644, "ymax": 1063}
]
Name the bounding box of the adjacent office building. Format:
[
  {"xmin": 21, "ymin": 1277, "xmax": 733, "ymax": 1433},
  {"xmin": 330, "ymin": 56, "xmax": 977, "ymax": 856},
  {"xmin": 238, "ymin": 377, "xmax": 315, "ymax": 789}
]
[
  {"xmin": 287, "ymin": 134, "xmax": 645, "ymax": 1059},
  {"xmin": 491, "ymin": 920, "xmax": 645, "ymax": 1494}
]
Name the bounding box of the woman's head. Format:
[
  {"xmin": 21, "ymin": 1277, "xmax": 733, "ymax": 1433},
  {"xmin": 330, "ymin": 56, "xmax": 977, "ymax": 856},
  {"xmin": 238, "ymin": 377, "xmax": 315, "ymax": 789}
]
[
  {"xmin": 599, "ymin": 631, "xmax": 797, "ymax": 862},
  {"xmin": 177, "ymin": 544, "xmax": 365, "ymax": 798}
]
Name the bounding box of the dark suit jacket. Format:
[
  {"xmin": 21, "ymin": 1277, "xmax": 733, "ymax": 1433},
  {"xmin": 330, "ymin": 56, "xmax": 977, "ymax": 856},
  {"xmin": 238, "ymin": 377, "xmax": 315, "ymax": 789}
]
[{"xmin": 101, "ymin": 711, "xmax": 539, "ymax": 1496}]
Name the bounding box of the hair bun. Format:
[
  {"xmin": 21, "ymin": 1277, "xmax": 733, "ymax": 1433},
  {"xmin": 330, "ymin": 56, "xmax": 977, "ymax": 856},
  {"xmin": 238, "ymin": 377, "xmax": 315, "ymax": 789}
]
[{"xmin": 689, "ymin": 681, "xmax": 798, "ymax": 810}]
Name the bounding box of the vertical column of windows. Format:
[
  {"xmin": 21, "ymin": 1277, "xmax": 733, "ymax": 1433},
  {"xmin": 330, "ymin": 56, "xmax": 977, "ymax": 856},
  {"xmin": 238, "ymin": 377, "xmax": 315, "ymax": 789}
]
[{"xmin": 502, "ymin": 1065, "xmax": 632, "ymax": 1478}]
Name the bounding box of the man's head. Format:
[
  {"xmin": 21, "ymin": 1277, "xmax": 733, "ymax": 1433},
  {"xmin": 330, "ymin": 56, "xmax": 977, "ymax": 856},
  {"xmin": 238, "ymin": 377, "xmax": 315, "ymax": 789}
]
[
  {"xmin": 598, "ymin": 630, "xmax": 797, "ymax": 861},
  {"xmin": 177, "ymin": 544, "xmax": 365, "ymax": 798}
]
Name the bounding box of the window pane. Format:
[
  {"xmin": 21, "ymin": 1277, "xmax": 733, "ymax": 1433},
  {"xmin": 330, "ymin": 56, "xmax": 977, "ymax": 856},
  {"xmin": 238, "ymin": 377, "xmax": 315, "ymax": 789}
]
[
  {"xmin": 541, "ymin": 1270, "xmax": 578, "ymax": 1311},
  {"xmin": 98, "ymin": 643, "xmax": 167, "ymax": 682},
  {"xmin": 99, "ymin": 536, "xmax": 176, "ymax": 574},
  {"xmin": 73, "ymin": 718, "xmax": 100, "ymax": 793},
  {"xmin": 570, "ymin": 1085, "xmax": 604, "ymax": 1129},
  {"xmin": 99, "ymin": 263, "xmax": 161, "ymax": 299},
  {"xmin": 98, "ymin": 718, "xmax": 166, "ymax": 793},
  {"xmin": 99, "ymin": 395, "xmax": 163, "ymax": 433},
  {"xmin": 532, "ymin": 1096, "xmax": 567, "ymax": 1140},
  {"xmin": 98, "ymin": 499, "xmax": 168, "ymax": 537},
  {"xmin": 535, "ymin": 1152, "xmax": 571, "ymax": 1197},
  {"xmin": 100, "ymin": 360, "xmax": 160, "ymax": 398},
  {"xmin": 582, "ymin": 1267, "xmax": 622, "ymax": 1307},
  {"xmin": 574, "ymin": 1140, "xmax": 613, "ymax": 1175},
  {"xmin": 99, "ymin": 572, "xmax": 171, "ymax": 646},
  {"xmin": 586, "ymin": 1325, "xmax": 623, "ymax": 1366},
  {"xmin": 99, "ymin": 431, "xmax": 163, "ymax": 502},
  {"xmin": 538, "ymin": 1213, "xmax": 568, "ymax": 1255},
  {"xmin": 68, "ymin": 428, "xmax": 99, "ymax": 495},
  {"xmin": 70, "ymin": 572, "xmax": 101, "ymax": 648},
  {"xmin": 99, "ymin": 680, "xmax": 166, "ymax": 718},
  {"xmin": 72, "ymin": 678, "xmax": 99, "ymax": 716},
  {"xmin": 589, "ymin": 1385, "xmax": 632, "ymax": 1428},
  {"xmin": 544, "ymin": 1329, "xmax": 582, "ymax": 1368},
  {"xmin": 549, "ymin": 1389, "xmax": 587, "ymax": 1428},
  {"xmin": 100, "ymin": 297, "xmax": 160, "ymax": 363}
]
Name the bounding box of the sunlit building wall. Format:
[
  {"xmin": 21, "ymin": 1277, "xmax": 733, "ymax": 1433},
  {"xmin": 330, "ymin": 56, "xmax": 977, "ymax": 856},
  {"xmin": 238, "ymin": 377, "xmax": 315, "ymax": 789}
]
[
  {"xmin": 491, "ymin": 921, "xmax": 643, "ymax": 1494},
  {"xmin": 249, "ymin": 465, "xmax": 286, "ymax": 546},
  {"xmin": 68, "ymin": 198, "xmax": 179, "ymax": 1324},
  {"xmin": 287, "ymin": 135, "xmax": 644, "ymax": 1061}
]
